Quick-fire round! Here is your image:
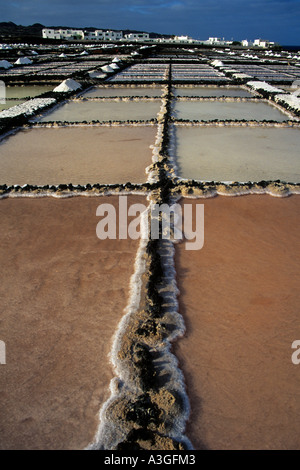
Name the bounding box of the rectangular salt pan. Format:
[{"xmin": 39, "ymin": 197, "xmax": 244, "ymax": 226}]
[
  {"xmin": 6, "ymin": 86, "xmax": 54, "ymax": 99},
  {"xmin": 82, "ymin": 86, "xmax": 163, "ymax": 98},
  {"xmin": 173, "ymin": 100, "xmax": 292, "ymax": 121},
  {"xmin": 0, "ymin": 126, "xmax": 156, "ymax": 185},
  {"xmin": 174, "ymin": 126, "xmax": 300, "ymax": 183},
  {"xmin": 0, "ymin": 99, "xmax": 26, "ymax": 111},
  {"xmin": 38, "ymin": 100, "xmax": 161, "ymax": 122},
  {"xmin": 174, "ymin": 86, "xmax": 255, "ymax": 98},
  {"xmin": 0, "ymin": 196, "xmax": 142, "ymax": 450},
  {"xmin": 175, "ymin": 196, "xmax": 300, "ymax": 450}
]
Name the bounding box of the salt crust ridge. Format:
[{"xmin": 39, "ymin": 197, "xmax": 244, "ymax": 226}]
[
  {"xmin": 275, "ymin": 94, "xmax": 300, "ymax": 113},
  {"xmin": 247, "ymin": 80, "xmax": 285, "ymax": 94},
  {"xmin": 0, "ymin": 98, "xmax": 56, "ymax": 119},
  {"xmin": 1, "ymin": 186, "xmax": 299, "ymax": 201},
  {"xmin": 87, "ymin": 207, "xmax": 149, "ymax": 450},
  {"xmin": 86, "ymin": 199, "xmax": 192, "ymax": 450},
  {"xmin": 86, "ymin": 79, "xmax": 193, "ymax": 450}
]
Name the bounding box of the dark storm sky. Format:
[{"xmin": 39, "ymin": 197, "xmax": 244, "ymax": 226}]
[{"xmin": 1, "ymin": 0, "xmax": 299, "ymax": 44}]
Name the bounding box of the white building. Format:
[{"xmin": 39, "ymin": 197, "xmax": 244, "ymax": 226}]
[
  {"xmin": 174, "ymin": 35, "xmax": 193, "ymax": 43},
  {"xmin": 242, "ymin": 39, "xmax": 253, "ymax": 47},
  {"xmin": 103, "ymin": 30, "xmax": 123, "ymax": 41},
  {"xmin": 203, "ymin": 37, "xmax": 232, "ymax": 46},
  {"xmin": 42, "ymin": 28, "xmax": 123, "ymax": 41},
  {"xmin": 83, "ymin": 30, "xmax": 99, "ymax": 41},
  {"xmin": 83, "ymin": 29, "xmax": 106, "ymax": 41},
  {"xmin": 207, "ymin": 37, "xmax": 222, "ymax": 45},
  {"xmin": 42, "ymin": 28, "xmax": 61, "ymax": 40},
  {"xmin": 125, "ymin": 33, "xmax": 150, "ymax": 41},
  {"xmin": 254, "ymin": 39, "xmax": 274, "ymax": 48},
  {"xmin": 42, "ymin": 28, "xmax": 84, "ymax": 40}
]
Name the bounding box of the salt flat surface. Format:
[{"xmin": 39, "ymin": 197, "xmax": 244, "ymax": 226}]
[
  {"xmin": 38, "ymin": 100, "xmax": 161, "ymax": 122},
  {"xmin": 0, "ymin": 196, "xmax": 143, "ymax": 449},
  {"xmin": 174, "ymin": 86, "xmax": 254, "ymax": 97},
  {"xmin": 82, "ymin": 86, "xmax": 163, "ymax": 98},
  {"xmin": 175, "ymin": 196, "xmax": 300, "ymax": 450},
  {"xmin": 0, "ymin": 99, "xmax": 26, "ymax": 111},
  {"xmin": 6, "ymin": 85, "xmax": 54, "ymax": 99},
  {"xmin": 173, "ymin": 100, "xmax": 291, "ymax": 121},
  {"xmin": 0, "ymin": 126, "xmax": 156, "ymax": 185},
  {"xmin": 174, "ymin": 126, "xmax": 300, "ymax": 182}
]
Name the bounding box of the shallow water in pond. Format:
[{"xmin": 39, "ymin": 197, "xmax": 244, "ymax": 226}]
[
  {"xmin": 173, "ymin": 126, "xmax": 300, "ymax": 182},
  {"xmin": 38, "ymin": 100, "xmax": 161, "ymax": 122},
  {"xmin": 173, "ymin": 100, "xmax": 291, "ymax": 121},
  {"xmin": 82, "ymin": 86, "xmax": 163, "ymax": 98},
  {"xmin": 0, "ymin": 99, "xmax": 26, "ymax": 111},
  {"xmin": 5, "ymin": 85, "xmax": 54, "ymax": 99},
  {"xmin": 0, "ymin": 126, "xmax": 156, "ymax": 185},
  {"xmin": 0, "ymin": 196, "xmax": 143, "ymax": 450},
  {"xmin": 175, "ymin": 196, "xmax": 300, "ymax": 450},
  {"xmin": 173, "ymin": 86, "xmax": 254, "ymax": 97}
]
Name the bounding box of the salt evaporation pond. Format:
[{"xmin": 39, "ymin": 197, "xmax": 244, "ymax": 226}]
[
  {"xmin": 174, "ymin": 126, "xmax": 300, "ymax": 182},
  {"xmin": 0, "ymin": 99, "xmax": 26, "ymax": 111},
  {"xmin": 0, "ymin": 126, "xmax": 156, "ymax": 185},
  {"xmin": 174, "ymin": 86, "xmax": 254, "ymax": 97},
  {"xmin": 175, "ymin": 196, "xmax": 300, "ymax": 450},
  {"xmin": 38, "ymin": 100, "xmax": 161, "ymax": 122},
  {"xmin": 0, "ymin": 195, "xmax": 144, "ymax": 450},
  {"xmin": 173, "ymin": 100, "xmax": 291, "ymax": 121},
  {"xmin": 5, "ymin": 85, "xmax": 54, "ymax": 99},
  {"xmin": 82, "ymin": 86, "xmax": 163, "ymax": 98}
]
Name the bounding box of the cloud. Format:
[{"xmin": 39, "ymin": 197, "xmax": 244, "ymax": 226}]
[{"xmin": 0, "ymin": 0, "xmax": 299, "ymax": 43}]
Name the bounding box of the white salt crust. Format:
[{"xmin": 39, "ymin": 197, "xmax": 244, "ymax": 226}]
[
  {"xmin": 53, "ymin": 79, "xmax": 82, "ymax": 93},
  {"xmin": 0, "ymin": 98, "xmax": 56, "ymax": 119},
  {"xmin": 86, "ymin": 198, "xmax": 193, "ymax": 450}
]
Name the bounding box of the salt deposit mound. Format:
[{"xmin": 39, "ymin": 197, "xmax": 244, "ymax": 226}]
[
  {"xmin": 101, "ymin": 65, "xmax": 114, "ymax": 73},
  {"xmin": 109, "ymin": 63, "xmax": 119, "ymax": 70},
  {"xmin": 88, "ymin": 71, "xmax": 107, "ymax": 79},
  {"xmin": 0, "ymin": 60, "xmax": 13, "ymax": 69},
  {"xmin": 53, "ymin": 79, "xmax": 82, "ymax": 93},
  {"xmin": 211, "ymin": 60, "xmax": 224, "ymax": 67},
  {"xmin": 14, "ymin": 57, "xmax": 32, "ymax": 65},
  {"xmin": 59, "ymin": 53, "xmax": 67, "ymax": 58},
  {"xmin": 112, "ymin": 57, "xmax": 121, "ymax": 63}
]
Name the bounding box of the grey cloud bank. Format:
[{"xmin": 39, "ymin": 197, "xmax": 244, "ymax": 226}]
[{"xmin": 0, "ymin": 0, "xmax": 299, "ymax": 44}]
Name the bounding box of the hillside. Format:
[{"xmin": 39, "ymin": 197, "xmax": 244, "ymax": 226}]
[
  {"xmin": 0, "ymin": 22, "xmax": 44, "ymax": 38},
  {"xmin": 0, "ymin": 22, "xmax": 171, "ymax": 40}
]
